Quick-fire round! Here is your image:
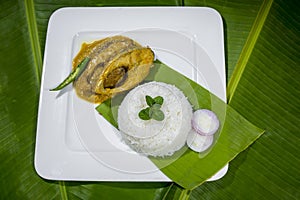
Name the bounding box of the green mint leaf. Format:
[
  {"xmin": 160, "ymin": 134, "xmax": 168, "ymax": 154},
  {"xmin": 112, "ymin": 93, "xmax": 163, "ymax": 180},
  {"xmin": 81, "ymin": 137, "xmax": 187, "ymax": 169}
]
[
  {"xmin": 152, "ymin": 103, "xmax": 162, "ymax": 110},
  {"xmin": 149, "ymin": 107, "xmax": 154, "ymax": 118},
  {"xmin": 138, "ymin": 107, "xmax": 151, "ymax": 120},
  {"xmin": 154, "ymin": 96, "xmax": 164, "ymax": 105},
  {"xmin": 151, "ymin": 109, "xmax": 165, "ymax": 121},
  {"xmin": 140, "ymin": 95, "xmax": 165, "ymax": 121},
  {"xmin": 146, "ymin": 95, "xmax": 155, "ymax": 106}
]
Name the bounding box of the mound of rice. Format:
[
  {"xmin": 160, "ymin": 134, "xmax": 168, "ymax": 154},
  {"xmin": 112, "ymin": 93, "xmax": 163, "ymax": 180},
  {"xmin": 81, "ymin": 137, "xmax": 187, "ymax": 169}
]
[{"xmin": 118, "ymin": 81, "xmax": 193, "ymax": 157}]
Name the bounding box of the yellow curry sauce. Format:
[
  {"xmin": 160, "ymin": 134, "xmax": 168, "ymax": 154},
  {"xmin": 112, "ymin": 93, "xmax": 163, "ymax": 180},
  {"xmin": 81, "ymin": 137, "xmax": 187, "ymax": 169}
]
[{"xmin": 72, "ymin": 36, "xmax": 154, "ymax": 104}]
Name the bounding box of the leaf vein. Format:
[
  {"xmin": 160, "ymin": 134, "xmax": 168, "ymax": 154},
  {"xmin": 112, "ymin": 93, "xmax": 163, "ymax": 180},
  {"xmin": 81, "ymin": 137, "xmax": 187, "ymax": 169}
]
[
  {"xmin": 24, "ymin": 0, "xmax": 42, "ymax": 86},
  {"xmin": 227, "ymin": 0, "xmax": 273, "ymax": 103}
]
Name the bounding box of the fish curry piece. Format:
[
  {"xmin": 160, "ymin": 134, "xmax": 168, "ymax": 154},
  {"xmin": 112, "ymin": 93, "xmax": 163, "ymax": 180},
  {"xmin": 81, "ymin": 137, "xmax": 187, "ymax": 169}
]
[{"xmin": 73, "ymin": 36, "xmax": 154, "ymax": 103}]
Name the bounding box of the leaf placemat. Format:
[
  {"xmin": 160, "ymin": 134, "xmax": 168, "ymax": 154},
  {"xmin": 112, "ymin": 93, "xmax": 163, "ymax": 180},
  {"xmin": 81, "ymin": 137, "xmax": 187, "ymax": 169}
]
[{"xmin": 96, "ymin": 60, "xmax": 264, "ymax": 189}]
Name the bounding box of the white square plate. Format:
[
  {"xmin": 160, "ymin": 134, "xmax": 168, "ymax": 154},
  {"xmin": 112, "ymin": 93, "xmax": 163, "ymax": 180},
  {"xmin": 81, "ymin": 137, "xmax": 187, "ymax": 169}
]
[{"xmin": 35, "ymin": 7, "xmax": 228, "ymax": 182}]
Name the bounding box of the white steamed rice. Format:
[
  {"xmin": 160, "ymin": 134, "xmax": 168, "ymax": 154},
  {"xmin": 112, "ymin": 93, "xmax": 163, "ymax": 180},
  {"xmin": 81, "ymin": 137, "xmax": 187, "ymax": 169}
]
[{"xmin": 118, "ymin": 81, "xmax": 193, "ymax": 157}]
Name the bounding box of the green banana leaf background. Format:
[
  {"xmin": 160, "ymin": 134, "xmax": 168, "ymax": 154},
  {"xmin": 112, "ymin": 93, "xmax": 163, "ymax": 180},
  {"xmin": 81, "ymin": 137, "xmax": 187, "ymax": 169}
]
[{"xmin": 0, "ymin": 0, "xmax": 299, "ymax": 199}]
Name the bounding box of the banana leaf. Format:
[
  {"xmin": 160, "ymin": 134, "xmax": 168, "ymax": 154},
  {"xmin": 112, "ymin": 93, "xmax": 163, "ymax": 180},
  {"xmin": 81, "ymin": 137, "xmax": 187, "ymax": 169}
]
[
  {"xmin": 96, "ymin": 60, "xmax": 264, "ymax": 189},
  {"xmin": 186, "ymin": 0, "xmax": 300, "ymax": 199},
  {"xmin": 0, "ymin": 0, "xmax": 299, "ymax": 199},
  {"xmin": 0, "ymin": 0, "xmax": 178, "ymax": 199}
]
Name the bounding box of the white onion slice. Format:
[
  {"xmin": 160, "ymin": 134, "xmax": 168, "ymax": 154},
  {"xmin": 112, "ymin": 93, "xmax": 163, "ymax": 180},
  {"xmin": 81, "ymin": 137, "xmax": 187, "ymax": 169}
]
[
  {"xmin": 186, "ymin": 129, "xmax": 213, "ymax": 152},
  {"xmin": 191, "ymin": 109, "xmax": 219, "ymax": 136}
]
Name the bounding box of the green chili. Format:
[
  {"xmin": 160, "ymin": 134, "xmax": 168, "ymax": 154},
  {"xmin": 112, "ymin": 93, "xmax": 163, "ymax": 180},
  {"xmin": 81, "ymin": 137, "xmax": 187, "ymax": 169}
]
[{"xmin": 50, "ymin": 57, "xmax": 90, "ymax": 91}]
